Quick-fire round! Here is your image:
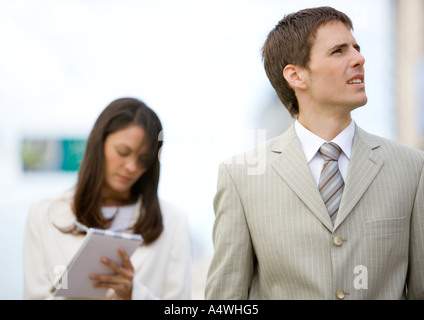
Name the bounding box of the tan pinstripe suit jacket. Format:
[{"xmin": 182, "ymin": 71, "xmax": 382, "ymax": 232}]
[{"xmin": 205, "ymin": 123, "xmax": 424, "ymax": 299}]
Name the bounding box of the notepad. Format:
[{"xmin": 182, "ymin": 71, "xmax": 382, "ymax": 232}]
[{"xmin": 51, "ymin": 227, "xmax": 143, "ymax": 299}]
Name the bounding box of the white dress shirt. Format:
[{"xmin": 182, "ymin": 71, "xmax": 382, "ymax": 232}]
[{"xmin": 294, "ymin": 119, "xmax": 355, "ymax": 186}]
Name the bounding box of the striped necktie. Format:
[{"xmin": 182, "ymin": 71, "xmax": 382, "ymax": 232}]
[{"xmin": 318, "ymin": 142, "xmax": 344, "ymax": 224}]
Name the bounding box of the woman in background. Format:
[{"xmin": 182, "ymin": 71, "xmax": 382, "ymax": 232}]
[{"xmin": 23, "ymin": 97, "xmax": 192, "ymax": 299}]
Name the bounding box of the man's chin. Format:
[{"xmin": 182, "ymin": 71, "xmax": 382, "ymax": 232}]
[{"xmin": 351, "ymin": 96, "xmax": 368, "ymax": 110}]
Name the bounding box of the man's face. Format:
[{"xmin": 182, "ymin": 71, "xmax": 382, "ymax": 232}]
[{"xmin": 302, "ymin": 21, "xmax": 367, "ymax": 112}]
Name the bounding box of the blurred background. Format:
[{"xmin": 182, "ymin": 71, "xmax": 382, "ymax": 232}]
[{"xmin": 0, "ymin": 0, "xmax": 423, "ymax": 299}]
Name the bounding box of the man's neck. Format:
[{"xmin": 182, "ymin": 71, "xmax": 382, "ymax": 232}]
[{"xmin": 297, "ymin": 111, "xmax": 352, "ymax": 141}]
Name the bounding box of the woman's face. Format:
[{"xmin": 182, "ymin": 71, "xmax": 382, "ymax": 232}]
[{"xmin": 102, "ymin": 124, "xmax": 151, "ymax": 203}]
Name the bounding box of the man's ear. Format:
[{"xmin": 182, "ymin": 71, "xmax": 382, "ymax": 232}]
[{"xmin": 283, "ymin": 64, "xmax": 307, "ymax": 90}]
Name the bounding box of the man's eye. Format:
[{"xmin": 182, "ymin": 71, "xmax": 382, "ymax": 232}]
[{"xmin": 332, "ymin": 49, "xmax": 342, "ymax": 54}]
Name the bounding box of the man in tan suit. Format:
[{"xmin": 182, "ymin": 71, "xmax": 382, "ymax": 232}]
[{"xmin": 205, "ymin": 7, "xmax": 424, "ymax": 299}]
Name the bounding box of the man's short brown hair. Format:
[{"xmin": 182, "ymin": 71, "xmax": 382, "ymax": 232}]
[{"xmin": 262, "ymin": 6, "xmax": 353, "ymax": 117}]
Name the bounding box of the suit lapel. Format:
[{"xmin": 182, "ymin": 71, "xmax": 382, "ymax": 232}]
[
  {"xmin": 271, "ymin": 125, "xmax": 334, "ymax": 232},
  {"xmin": 334, "ymin": 126, "xmax": 384, "ymax": 230}
]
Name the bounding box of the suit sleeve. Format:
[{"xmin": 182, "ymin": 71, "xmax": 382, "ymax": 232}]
[
  {"xmin": 407, "ymin": 159, "xmax": 424, "ymax": 299},
  {"xmin": 205, "ymin": 162, "xmax": 255, "ymax": 299}
]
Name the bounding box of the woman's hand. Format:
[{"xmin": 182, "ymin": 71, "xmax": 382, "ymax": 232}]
[{"xmin": 89, "ymin": 247, "xmax": 134, "ymax": 300}]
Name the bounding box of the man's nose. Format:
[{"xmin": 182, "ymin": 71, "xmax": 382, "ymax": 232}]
[{"xmin": 351, "ymin": 49, "xmax": 365, "ymax": 69}]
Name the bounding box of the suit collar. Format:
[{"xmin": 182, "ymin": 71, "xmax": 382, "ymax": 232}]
[
  {"xmin": 334, "ymin": 125, "xmax": 384, "ymax": 229},
  {"xmin": 271, "ymin": 124, "xmax": 334, "ymax": 231},
  {"xmin": 270, "ymin": 123, "xmax": 384, "ymax": 232},
  {"xmin": 271, "ymin": 122, "xmax": 297, "ymax": 152}
]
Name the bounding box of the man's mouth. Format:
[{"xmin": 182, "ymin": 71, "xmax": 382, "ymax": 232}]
[
  {"xmin": 347, "ymin": 74, "xmax": 364, "ymax": 85},
  {"xmin": 348, "ymin": 79, "xmax": 363, "ymax": 84}
]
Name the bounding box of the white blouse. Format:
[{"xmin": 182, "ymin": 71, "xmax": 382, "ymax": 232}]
[
  {"xmin": 101, "ymin": 204, "xmax": 137, "ymax": 232},
  {"xmin": 23, "ymin": 190, "xmax": 192, "ymax": 300}
]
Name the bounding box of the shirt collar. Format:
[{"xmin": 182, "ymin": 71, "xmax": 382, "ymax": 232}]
[{"xmin": 294, "ymin": 119, "xmax": 355, "ymax": 162}]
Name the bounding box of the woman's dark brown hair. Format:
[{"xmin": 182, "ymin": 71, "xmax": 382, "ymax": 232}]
[
  {"xmin": 73, "ymin": 97, "xmax": 163, "ymax": 244},
  {"xmin": 262, "ymin": 6, "xmax": 353, "ymax": 117}
]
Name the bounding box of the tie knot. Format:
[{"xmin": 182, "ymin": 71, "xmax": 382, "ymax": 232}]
[{"xmin": 319, "ymin": 142, "xmax": 342, "ymax": 161}]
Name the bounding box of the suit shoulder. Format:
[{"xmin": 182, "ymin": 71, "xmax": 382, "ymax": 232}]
[
  {"xmin": 358, "ymin": 128, "xmax": 424, "ymax": 162},
  {"xmin": 219, "ymin": 129, "xmax": 292, "ymax": 169},
  {"xmin": 377, "ymin": 135, "xmax": 423, "ymax": 158}
]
